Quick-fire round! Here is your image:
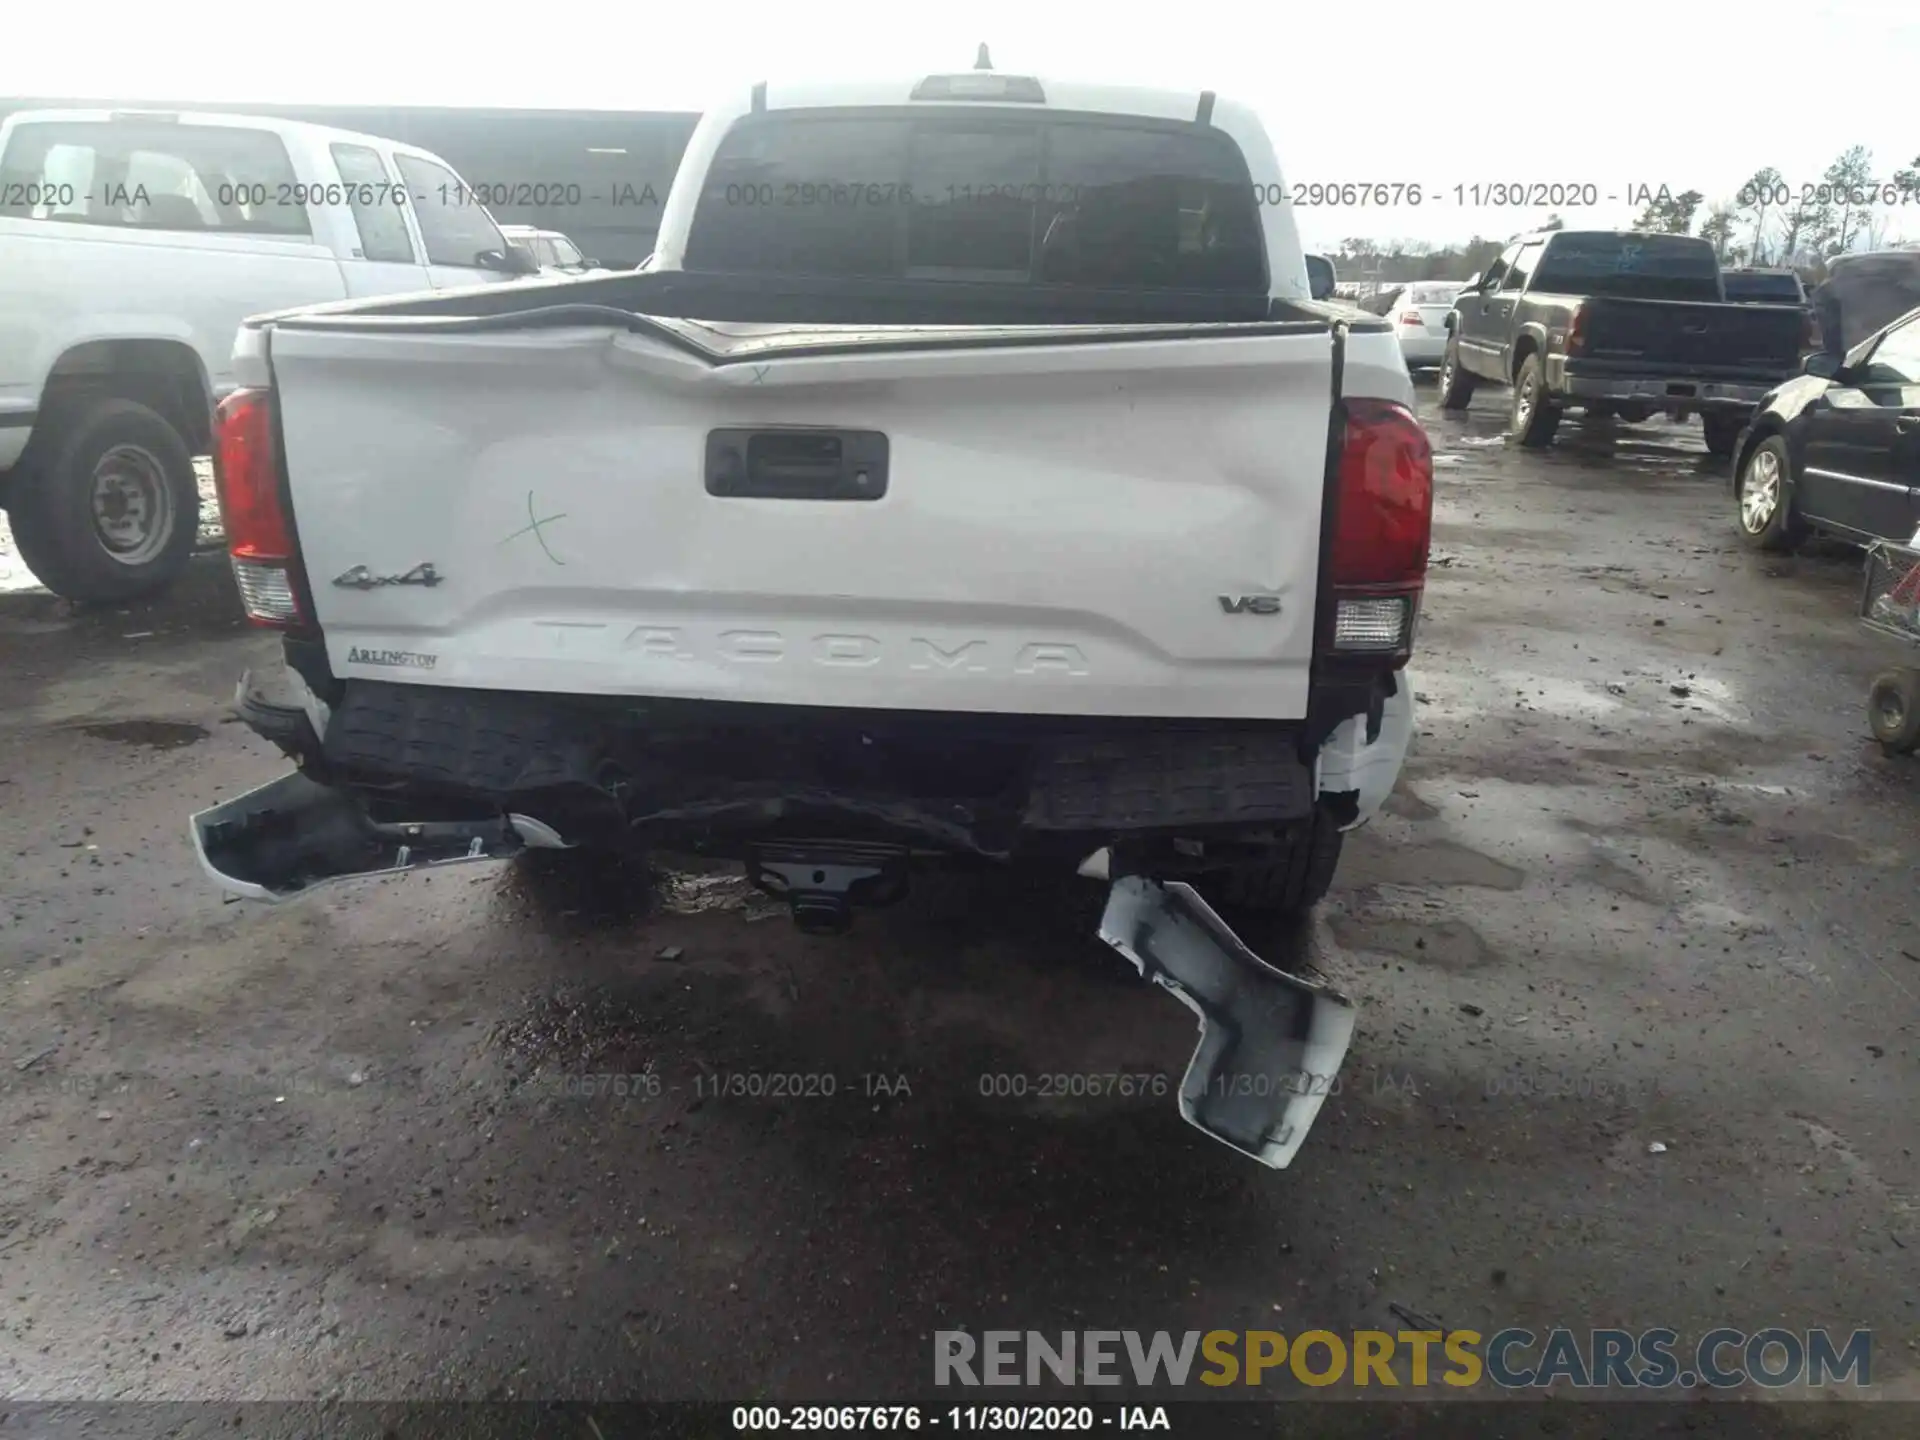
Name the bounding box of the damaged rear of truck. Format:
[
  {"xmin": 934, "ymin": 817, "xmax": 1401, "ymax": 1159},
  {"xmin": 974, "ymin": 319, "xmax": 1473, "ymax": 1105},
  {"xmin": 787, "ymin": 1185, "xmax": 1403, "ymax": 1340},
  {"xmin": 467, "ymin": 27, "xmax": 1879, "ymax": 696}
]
[{"xmin": 189, "ymin": 69, "xmax": 1432, "ymax": 1170}]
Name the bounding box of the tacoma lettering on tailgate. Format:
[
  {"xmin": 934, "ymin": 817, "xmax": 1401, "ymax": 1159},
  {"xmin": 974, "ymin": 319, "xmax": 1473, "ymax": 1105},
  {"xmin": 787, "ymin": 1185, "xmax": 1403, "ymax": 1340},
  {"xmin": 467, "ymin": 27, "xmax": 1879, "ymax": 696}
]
[{"xmin": 619, "ymin": 627, "xmax": 1090, "ymax": 677}]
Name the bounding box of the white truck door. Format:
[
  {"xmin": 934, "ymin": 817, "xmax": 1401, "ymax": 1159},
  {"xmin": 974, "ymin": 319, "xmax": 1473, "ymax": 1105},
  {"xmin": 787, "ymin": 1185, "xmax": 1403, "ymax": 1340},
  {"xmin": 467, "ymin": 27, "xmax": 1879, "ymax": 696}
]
[
  {"xmin": 390, "ymin": 151, "xmax": 518, "ymax": 290},
  {"xmin": 0, "ymin": 116, "xmax": 348, "ymax": 402},
  {"xmin": 326, "ymin": 141, "xmax": 434, "ymax": 298}
]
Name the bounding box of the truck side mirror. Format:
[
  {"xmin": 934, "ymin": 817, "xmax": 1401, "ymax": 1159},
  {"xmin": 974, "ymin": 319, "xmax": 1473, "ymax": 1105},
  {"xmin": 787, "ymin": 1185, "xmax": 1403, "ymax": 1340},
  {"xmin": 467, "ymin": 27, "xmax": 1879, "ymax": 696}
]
[{"xmin": 477, "ymin": 246, "xmax": 541, "ymax": 278}]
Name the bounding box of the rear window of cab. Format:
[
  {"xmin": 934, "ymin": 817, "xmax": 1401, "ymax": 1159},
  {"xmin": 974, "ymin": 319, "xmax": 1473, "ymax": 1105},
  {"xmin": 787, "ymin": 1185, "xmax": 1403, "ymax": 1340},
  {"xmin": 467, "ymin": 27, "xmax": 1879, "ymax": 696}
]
[
  {"xmin": 684, "ymin": 110, "xmax": 1268, "ymax": 293},
  {"xmin": 0, "ymin": 119, "xmax": 309, "ymax": 236},
  {"xmin": 1531, "ymin": 232, "xmax": 1723, "ymax": 302},
  {"xmin": 1722, "ymin": 272, "xmax": 1803, "ymax": 302}
]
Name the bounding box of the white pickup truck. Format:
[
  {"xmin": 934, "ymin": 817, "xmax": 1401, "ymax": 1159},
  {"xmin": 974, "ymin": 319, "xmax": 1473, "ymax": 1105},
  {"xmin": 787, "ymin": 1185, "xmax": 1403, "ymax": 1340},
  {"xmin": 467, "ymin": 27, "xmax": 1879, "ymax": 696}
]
[
  {"xmin": 0, "ymin": 108, "xmax": 535, "ymax": 601},
  {"xmin": 189, "ymin": 66, "xmax": 1431, "ymax": 1170}
]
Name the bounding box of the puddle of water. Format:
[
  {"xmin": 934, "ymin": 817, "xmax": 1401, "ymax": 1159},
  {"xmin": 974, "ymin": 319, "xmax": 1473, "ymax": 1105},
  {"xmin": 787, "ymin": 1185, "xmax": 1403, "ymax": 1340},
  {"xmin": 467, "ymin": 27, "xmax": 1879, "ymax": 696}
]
[
  {"xmin": 1382, "ymin": 788, "xmax": 1441, "ymax": 821},
  {"xmin": 1339, "ymin": 835, "xmax": 1525, "ymax": 891},
  {"xmin": 1329, "ymin": 914, "xmax": 1500, "ymax": 970},
  {"xmin": 77, "ymin": 720, "xmax": 209, "ymax": 749}
]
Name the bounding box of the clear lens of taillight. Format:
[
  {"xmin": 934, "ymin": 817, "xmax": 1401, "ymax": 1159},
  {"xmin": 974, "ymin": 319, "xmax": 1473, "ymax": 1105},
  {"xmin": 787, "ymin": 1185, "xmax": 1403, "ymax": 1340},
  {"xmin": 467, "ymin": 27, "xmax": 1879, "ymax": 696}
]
[
  {"xmin": 1333, "ymin": 595, "xmax": 1414, "ymax": 651},
  {"xmin": 1325, "ymin": 398, "xmax": 1432, "ymax": 663},
  {"xmin": 213, "ymin": 388, "xmax": 305, "ymax": 628}
]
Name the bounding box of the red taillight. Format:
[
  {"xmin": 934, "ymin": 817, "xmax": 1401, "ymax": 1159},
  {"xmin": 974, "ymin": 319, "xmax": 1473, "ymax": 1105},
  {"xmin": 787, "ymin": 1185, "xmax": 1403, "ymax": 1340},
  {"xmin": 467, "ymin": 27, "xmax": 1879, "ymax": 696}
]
[
  {"xmin": 1399, "ymin": 310, "xmax": 1423, "ymax": 325},
  {"xmin": 1326, "ymin": 398, "xmax": 1432, "ymax": 663},
  {"xmin": 213, "ymin": 388, "xmax": 305, "ymax": 628},
  {"xmin": 1567, "ymin": 303, "xmax": 1588, "ymax": 355}
]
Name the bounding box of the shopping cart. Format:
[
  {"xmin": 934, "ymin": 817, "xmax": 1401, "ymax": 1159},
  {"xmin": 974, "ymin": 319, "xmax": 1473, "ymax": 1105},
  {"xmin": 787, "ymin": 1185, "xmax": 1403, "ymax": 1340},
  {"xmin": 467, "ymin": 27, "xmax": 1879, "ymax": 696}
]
[{"xmin": 1860, "ymin": 534, "xmax": 1920, "ymax": 754}]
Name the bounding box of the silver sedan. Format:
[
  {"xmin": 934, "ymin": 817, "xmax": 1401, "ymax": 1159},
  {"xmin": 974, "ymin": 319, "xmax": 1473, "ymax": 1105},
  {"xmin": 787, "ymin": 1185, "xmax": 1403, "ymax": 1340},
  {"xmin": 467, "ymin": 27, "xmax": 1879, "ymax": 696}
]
[{"xmin": 1387, "ymin": 281, "xmax": 1471, "ymax": 369}]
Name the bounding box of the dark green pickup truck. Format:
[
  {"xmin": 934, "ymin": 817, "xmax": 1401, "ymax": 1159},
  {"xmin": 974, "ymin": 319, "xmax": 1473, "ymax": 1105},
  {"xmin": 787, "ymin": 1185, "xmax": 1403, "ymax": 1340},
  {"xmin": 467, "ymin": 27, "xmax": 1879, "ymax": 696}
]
[{"xmin": 1436, "ymin": 229, "xmax": 1807, "ymax": 455}]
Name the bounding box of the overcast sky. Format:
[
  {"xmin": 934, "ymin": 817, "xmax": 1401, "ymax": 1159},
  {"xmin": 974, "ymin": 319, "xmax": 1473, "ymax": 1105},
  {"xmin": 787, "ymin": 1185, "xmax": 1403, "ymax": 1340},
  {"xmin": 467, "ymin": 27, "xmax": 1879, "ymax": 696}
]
[{"xmin": 9, "ymin": 0, "xmax": 1919, "ymax": 251}]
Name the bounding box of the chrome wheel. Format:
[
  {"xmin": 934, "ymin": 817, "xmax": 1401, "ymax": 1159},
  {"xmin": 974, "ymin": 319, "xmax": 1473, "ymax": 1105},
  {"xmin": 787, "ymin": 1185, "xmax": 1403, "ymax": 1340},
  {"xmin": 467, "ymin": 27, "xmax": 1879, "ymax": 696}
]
[
  {"xmin": 1514, "ymin": 372, "xmax": 1535, "ymax": 430},
  {"xmin": 1440, "ymin": 352, "xmax": 1455, "ymax": 392},
  {"xmin": 1740, "ymin": 447, "xmax": 1781, "ymax": 533}
]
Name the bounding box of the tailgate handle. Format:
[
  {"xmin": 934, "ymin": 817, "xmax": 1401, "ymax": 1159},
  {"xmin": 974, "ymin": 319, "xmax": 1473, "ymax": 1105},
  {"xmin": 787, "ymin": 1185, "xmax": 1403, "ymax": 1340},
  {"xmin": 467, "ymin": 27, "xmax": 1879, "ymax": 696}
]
[{"xmin": 706, "ymin": 429, "xmax": 889, "ymax": 501}]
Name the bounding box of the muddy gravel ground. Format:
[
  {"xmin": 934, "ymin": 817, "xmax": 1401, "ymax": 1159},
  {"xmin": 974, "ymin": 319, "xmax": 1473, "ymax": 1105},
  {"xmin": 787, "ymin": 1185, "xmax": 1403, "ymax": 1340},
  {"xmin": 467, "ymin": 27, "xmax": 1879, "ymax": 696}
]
[{"xmin": 1, "ymin": 391, "xmax": 1917, "ymax": 1435}]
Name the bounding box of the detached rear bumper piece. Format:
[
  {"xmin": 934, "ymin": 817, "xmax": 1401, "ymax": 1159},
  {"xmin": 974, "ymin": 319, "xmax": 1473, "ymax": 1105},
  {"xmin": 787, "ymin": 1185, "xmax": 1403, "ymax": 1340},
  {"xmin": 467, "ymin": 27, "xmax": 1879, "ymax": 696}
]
[
  {"xmin": 1100, "ymin": 875, "xmax": 1356, "ymax": 1169},
  {"xmin": 192, "ymin": 770, "xmax": 525, "ymax": 901}
]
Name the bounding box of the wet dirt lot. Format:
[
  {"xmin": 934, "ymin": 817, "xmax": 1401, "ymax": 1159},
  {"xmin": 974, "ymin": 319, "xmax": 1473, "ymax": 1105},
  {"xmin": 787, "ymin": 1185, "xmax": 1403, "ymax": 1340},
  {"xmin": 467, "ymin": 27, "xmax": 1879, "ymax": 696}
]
[{"xmin": 1, "ymin": 390, "xmax": 1917, "ymax": 1432}]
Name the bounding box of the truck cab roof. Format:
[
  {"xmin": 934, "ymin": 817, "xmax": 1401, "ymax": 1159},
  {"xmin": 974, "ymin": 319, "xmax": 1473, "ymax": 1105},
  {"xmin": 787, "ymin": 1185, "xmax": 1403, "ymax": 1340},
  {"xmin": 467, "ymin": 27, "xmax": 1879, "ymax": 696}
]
[{"xmin": 0, "ymin": 107, "xmax": 461, "ymax": 170}]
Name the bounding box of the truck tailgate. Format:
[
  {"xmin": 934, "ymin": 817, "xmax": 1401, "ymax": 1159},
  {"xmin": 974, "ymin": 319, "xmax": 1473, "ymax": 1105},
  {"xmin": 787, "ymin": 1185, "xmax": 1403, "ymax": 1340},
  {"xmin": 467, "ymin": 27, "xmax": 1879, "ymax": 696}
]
[
  {"xmin": 267, "ymin": 318, "xmax": 1340, "ymax": 720},
  {"xmin": 1582, "ymin": 296, "xmax": 1802, "ymax": 372}
]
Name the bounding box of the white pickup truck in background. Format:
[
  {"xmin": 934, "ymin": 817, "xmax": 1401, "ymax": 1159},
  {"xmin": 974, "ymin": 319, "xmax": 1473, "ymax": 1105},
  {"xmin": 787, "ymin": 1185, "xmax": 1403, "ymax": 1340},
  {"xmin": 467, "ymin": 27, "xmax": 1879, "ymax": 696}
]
[
  {"xmin": 189, "ymin": 65, "xmax": 1432, "ymax": 1171},
  {"xmin": 0, "ymin": 108, "xmax": 535, "ymax": 602}
]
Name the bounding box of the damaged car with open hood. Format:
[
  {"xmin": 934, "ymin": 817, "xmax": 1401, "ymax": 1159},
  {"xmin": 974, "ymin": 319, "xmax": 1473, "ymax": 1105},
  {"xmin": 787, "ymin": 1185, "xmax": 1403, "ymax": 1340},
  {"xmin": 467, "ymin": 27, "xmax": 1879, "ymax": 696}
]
[{"xmin": 189, "ymin": 57, "xmax": 1432, "ymax": 1172}]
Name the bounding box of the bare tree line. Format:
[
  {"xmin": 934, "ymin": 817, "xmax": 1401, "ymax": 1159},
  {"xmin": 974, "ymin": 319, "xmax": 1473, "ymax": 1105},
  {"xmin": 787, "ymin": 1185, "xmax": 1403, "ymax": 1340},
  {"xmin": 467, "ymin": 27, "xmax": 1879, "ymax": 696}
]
[{"xmin": 1332, "ymin": 148, "xmax": 1920, "ymax": 286}]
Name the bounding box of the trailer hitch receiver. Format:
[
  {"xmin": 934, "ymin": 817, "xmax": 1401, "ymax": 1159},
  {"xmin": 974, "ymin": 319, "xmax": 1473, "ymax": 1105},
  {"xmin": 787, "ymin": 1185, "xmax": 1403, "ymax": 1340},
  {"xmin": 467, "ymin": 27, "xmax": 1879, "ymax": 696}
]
[{"xmin": 748, "ymin": 840, "xmax": 912, "ymax": 934}]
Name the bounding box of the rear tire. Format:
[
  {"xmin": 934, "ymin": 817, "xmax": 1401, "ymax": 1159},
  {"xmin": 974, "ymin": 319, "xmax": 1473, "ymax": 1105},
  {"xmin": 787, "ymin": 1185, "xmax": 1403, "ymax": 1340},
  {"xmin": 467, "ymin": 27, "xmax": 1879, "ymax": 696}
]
[
  {"xmin": 1510, "ymin": 354, "xmax": 1561, "ymax": 448},
  {"xmin": 1735, "ymin": 435, "xmax": 1804, "ymax": 553},
  {"xmin": 7, "ymin": 397, "xmax": 199, "ymax": 603},
  {"xmin": 1702, "ymin": 412, "xmax": 1743, "ymax": 459},
  {"xmin": 1437, "ymin": 341, "xmax": 1476, "ymax": 410},
  {"xmin": 1197, "ymin": 808, "xmax": 1345, "ymax": 918},
  {"xmin": 1868, "ymin": 668, "xmax": 1920, "ymax": 756}
]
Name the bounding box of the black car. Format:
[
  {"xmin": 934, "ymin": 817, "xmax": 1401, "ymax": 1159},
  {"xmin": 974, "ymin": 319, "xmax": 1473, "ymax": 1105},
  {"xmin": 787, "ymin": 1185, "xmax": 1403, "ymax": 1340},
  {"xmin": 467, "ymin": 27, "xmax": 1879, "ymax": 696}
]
[
  {"xmin": 1438, "ymin": 230, "xmax": 1806, "ymax": 454},
  {"xmin": 1733, "ymin": 302, "xmax": 1920, "ymax": 551}
]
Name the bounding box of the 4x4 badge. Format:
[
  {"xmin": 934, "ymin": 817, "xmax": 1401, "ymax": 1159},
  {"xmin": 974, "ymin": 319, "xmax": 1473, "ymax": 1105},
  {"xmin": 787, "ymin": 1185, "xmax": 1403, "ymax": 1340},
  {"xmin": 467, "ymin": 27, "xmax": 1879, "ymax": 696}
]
[{"xmin": 332, "ymin": 563, "xmax": 443, "ymax": 590}]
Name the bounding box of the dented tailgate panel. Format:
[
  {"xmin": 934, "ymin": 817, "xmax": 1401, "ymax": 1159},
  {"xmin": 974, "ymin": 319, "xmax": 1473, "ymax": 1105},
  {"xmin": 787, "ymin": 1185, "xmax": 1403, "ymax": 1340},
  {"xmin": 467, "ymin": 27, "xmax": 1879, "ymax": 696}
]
[{"xmin": 267, "ymin": 322, "xmax": 1336, "ymax": 720}]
